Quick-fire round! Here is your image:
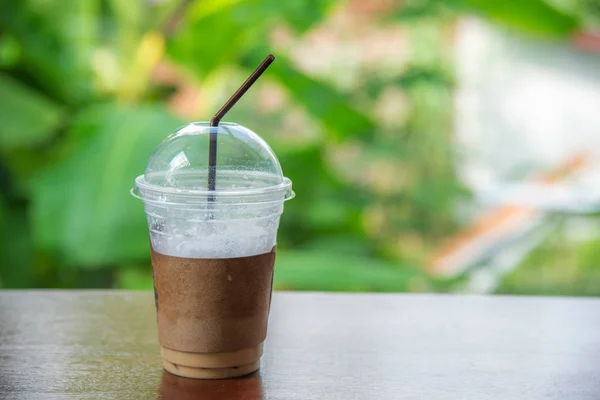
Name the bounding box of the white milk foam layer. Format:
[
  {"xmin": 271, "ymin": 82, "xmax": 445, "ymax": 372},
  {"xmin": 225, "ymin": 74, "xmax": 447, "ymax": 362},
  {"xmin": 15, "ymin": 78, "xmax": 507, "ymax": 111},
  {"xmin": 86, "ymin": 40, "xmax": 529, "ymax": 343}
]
[{"xmin": 145, "ymin": 203, "xmax": 283, "ymax": 259}]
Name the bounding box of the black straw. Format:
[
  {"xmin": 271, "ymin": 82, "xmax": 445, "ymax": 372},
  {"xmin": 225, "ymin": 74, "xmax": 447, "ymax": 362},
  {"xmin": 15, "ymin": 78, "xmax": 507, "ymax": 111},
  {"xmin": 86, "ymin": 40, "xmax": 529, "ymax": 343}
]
[{"xmin": 208, "ymin": 54, "xmax": 275, "ymax": 192}]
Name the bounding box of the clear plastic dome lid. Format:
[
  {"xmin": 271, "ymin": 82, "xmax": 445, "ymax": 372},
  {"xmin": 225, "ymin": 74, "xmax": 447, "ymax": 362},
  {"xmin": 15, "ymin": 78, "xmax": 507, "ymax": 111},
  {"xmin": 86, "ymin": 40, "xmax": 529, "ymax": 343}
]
[{"xmin": 132, "ymin": 122, "xmax": 293, "ymax": 205}]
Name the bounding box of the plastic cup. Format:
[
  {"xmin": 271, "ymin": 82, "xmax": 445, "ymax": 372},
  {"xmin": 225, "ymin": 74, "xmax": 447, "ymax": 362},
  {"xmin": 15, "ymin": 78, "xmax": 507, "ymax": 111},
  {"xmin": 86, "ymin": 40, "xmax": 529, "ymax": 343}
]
[{"xmin": 132, "ymin": 122, "xmax": 293, "ymax": 378}]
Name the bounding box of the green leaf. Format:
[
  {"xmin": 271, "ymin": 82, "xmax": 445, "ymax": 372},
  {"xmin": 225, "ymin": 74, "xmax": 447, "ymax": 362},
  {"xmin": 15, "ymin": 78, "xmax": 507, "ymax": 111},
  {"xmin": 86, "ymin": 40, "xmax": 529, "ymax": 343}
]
[
  {"xmin": 269, "ymin": 56, "xmax": 375, "ymax": 140},
  {"xmin": 268, "ymin": 0, "xmax": 335, "ymax": 33},
  {"xmin": 116, "ymin": 265, "xmax": 154, "ymax": 290},
  {"xmin": 0, "ymin": 34, "xmax": 21, "ymax": 68},
  {"xmin": 301, "ymin": 236, "xmax": 374, "ymax": 258},
  {"xmin": 167, "ymin": 0, "xmax": 259, "ymax": 77},
  {"xmin": 107, "ymin": 0, "xmax": 143, "ymax": 66},
  {"xmin": 168, "ymin": 0, "xmax": 335, "ymax": 76},
  {"xmin": 389, "ymin": 0, "xmax": 459, "ymax": 21},
  {"xmin": 274, "ymin": 250, "xmax": 427, "ymax": 292},
  {"xmin": 456, "ymin": 0, "xmax": 579, "ymax": 37},
  {"xmin": 0, "ymin": 205, "xmax": 34, "ymax": 288},
  {"xmin": 305, "ymin": 199, "xmax": 356, "ymax": 230},
  {"xmin": 276, "ymin": 145, "xmax": 369, "ymax": 247},
  {"xmin": 0, "ymin": 0, "xmax": 99, "ymax": 103},
  {"xmin": 30, "ymin": 104, "xmax": 182, "ymax": 267},
  {"xmin": 0, "ymin": 202, "xmax": 3, "ymax": 287},
  {"xmin": 0, "ymin": 73, "xmax": 65, "ymax": 150}
]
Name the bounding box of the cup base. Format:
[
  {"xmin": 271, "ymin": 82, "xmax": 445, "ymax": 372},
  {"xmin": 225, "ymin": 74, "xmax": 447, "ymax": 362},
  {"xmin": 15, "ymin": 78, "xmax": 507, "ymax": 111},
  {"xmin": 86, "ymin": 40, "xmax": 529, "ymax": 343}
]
[
  {"xmin": 160, "ymin": 344, "xmax": 263, "ymax": 379},
  {"xmin": 163, "ymin": 359, "xmax": 260, "ymax": 379}
]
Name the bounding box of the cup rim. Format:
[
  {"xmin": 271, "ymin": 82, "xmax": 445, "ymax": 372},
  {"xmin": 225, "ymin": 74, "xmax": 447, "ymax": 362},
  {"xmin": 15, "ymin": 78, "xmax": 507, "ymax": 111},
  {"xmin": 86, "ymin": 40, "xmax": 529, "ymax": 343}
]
[{"xmin": 131, "ymin": 174, "xmax": 294, "ymax": 203}]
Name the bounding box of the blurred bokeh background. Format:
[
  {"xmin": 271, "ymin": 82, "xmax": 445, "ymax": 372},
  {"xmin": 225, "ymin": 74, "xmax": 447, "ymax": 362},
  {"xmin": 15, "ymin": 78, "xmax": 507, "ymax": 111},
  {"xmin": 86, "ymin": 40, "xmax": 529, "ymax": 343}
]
[{"xmin": 1, "ymin": 0, "xmax": 600, "ymax": 295}]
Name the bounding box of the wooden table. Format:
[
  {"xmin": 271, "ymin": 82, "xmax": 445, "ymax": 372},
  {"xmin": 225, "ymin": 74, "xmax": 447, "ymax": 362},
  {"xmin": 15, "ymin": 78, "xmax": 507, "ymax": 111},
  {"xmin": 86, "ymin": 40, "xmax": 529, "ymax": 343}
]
[{"xmin": 0, "ymin": 291, "xmax": 599, "ymax": 399}]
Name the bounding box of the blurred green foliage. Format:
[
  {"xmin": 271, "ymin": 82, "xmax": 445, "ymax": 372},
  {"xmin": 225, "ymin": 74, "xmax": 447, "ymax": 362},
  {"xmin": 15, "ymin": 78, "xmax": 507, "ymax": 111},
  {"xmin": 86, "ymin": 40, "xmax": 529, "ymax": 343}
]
[
  {"xmin": 497, "ymin": 215, "xmax": 600, "ymax": 296},
  {"xmin": 0, "ymin": 0, "xmax": 597, "ymax": 292}
]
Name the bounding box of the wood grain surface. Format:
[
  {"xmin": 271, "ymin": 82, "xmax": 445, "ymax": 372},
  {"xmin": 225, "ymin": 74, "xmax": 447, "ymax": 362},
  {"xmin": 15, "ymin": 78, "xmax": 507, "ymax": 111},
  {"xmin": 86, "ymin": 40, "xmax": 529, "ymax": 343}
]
[{"xmin": 0, "ymin": 291, "xmax": 599, "ymax": 399}]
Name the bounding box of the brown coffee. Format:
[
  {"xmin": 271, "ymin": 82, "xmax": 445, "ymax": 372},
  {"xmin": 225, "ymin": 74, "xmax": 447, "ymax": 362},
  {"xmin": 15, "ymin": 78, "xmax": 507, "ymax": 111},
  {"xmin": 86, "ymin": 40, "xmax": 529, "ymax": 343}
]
[{"xmin": 151, "ymin": 247, "xmax": 276, "ymax": 379}]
